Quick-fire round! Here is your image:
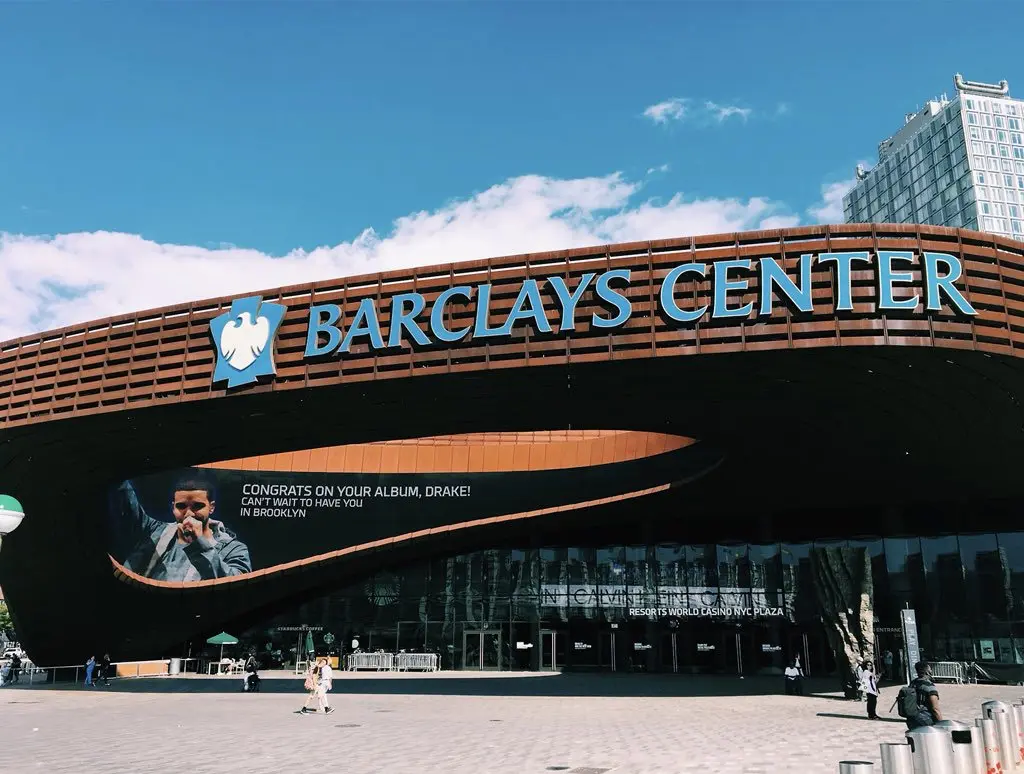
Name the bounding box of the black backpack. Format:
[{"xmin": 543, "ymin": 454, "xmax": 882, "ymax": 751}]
[{"xmin": 896, "ymin": 683, "xmax": 921, "ymax": 718}]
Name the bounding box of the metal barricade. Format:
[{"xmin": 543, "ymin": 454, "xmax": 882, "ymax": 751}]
[
  {"xmin": 346, "ymin": 652, "xmax": 395, "ymax": 672},
  {"xmin": 880, "ymin": 741, "xmax": 913, "ymax": 774},
  {"xmin": 928, "ymin": 662, "xmax": 965, "ymax": 684},
  {"xmin": 394, "ymin": 653, "xmax": 439, "ymax": 672}
]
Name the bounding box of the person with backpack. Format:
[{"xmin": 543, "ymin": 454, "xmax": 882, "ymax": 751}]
[{"xmin": 895, "ymin": 661, "xmax": 942, "ymax": 728}]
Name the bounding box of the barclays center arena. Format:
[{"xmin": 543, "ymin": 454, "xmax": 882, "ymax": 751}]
[{"xmin": 4, "ymin": 224, "xmax": 1024, "ymax": 687}]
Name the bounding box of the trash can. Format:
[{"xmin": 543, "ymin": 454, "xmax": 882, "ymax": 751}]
[
  {"xmin": 934, "ymin": 720, "xmax": 983, "ymax": 774},
  {"xmin": 982, "ymin": 702, "xmax": 1017, "ymax": 773},
  {"xmin": 906, "ymin": 726, "xmax": 955, "ymax": 774},
  {"xmin": 879, "ymin": 741, "xmax": 913, "ymax": 774},
  {"xmin": 838, "ymin": 762, "xmax": 874, "ymax": 773},
  {"xmin": 169, "ymin": 658, "xmax": 181, "ymax": 676}
]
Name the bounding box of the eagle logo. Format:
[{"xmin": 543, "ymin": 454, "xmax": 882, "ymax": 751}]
[{"xmin": 209, "ymin": 296, "xmax": 287, "ymax": 389}]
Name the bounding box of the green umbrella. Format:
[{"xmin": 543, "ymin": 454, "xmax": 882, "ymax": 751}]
[
  {"xmin": 304, "ymin": 630, "xmax": 315, "ymax": 660},
  {"xmin": 206, "ymin": 632, "xmax": 239, "ymax": 666}
]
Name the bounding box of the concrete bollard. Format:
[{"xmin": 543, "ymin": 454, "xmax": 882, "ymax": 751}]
[
  {"xmin": 983, "ymin": 704, "xmax": 1017, "ymax": 773},
  {"xmin": 978, "ymin": 716, "xmax": 1002, "ymax": 774},
  {"xmin": 839, "ymin": 763, "xmax": 875, "ymax": 774},
  {"xmin": 934, "ymin": 720, "xmax": 986, "ymax": 774},
  {"xmin": 906, "ymin": 726, "xmax": 957, "ymax": 774},
  {"xmin": 880, "ymin": 741, "xmax": 914, "ymax": 774},
  {"xmin": 1013, "ymin": 703, "xmax": 1024, "ymax": 767}
]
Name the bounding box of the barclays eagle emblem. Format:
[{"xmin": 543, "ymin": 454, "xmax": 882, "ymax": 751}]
[{"xmin": 209, "ymin": 295, "xmax": 286, "ymax": 389}]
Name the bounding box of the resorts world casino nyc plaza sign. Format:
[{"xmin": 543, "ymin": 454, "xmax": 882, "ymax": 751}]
[{"xmin": 209, "ymin": 250, "xmax": 978, "ymax": 389}]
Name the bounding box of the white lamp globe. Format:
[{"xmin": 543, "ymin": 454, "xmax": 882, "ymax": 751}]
[{"xmin": 0, "ymin": 495, "xmax": 25, "ymax": 536}]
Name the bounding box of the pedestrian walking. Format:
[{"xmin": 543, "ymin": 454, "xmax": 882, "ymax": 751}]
[
  {"xmin": 9, "ymin": 653, "xmax": 21, "ymax": 684},
  {"xmin": 861, "ymin": 662, "xmax": 880, "ymax": 719},
  {"xmin": 99, "ymin": 654, "xmax": 112, "ymax": 686},
  {"xmin": 84, "ymin": 655, "xmax": 96, "ymax": 687},
  {"xmin": 299, "ymin": 658, "xmax": 320, "ymax": 713},
  {"xmin": 883, "ymin": 649, "xmax": 894, "ymax": 680},
  {"xmin": 784, "ymin": 660, "xmax": 803, "ymax": 695}
]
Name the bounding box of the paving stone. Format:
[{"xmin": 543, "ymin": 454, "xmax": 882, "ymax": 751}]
[{"xmin": 0, "ymin": 671, "xmax": 1020, "ymax": 773}]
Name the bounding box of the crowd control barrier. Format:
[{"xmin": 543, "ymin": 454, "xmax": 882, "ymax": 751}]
[
  {"xmin": 928, "ymin": 662, "xmax": 967, "ymax": 684},
  {"xmin": 835, "ymin": 692, "xmax": 1024, "ymax": 772},
  {"xmin": 346, "ymin": 653, "xmax": 395, "ymax": 671},
  {"xmin": 394, "ymin": 653, "xmax": 439, "ymax": 672}
]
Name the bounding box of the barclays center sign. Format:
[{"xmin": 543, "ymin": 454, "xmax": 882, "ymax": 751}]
[{"xmin": 210, "ymin": 250, "xmax": 978, "ymax": 389}]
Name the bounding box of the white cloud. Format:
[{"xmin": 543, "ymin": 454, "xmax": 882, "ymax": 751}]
[
  {"xmin": 646, "ymin": 164, "xmax": 671, "ymax": 175},
  {"xmin": 806, "ymin": 163, "xmax": 871, "ymax": 223},
  {"xmin": 644, "ymin": 98, "xmax": 764, "ymax": 126},
  {"xmin": 704, "ymin": 101, "xmax": 752, "ymax": 123},
  {"xmin": 774, "ymin": 102, "xmax": 790, "ymax": 117},
  {"xmin": 643, "ymin": 98, "xmax": 688, "ymax": 124},
  {"xmin": 0, "ymin": 172, "xmax": 802, "ymax": 341}
]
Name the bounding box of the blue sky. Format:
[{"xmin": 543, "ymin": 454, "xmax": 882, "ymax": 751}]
[{"xmin": 1, "ymin": 1, "xmax": 1022, "ymax": 338}]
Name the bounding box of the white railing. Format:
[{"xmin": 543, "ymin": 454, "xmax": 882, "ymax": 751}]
[
  {"xmin": 346, "ymin": 652, "xmax": 395, "ymax": 672},
  {"xmin": 395, "ymin": 653, "xmax": 439, "ymax": 672},
  {"xmin": 927, "ymin": 660, "xmax": 966, "ymax": 684},
  {"xmin": 0, "ymin": 659, "xmax": 174, "ymax": 686}
]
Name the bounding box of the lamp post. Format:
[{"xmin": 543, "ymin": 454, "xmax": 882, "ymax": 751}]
[{"xmin": 0, "ymin": 495, "xmax": 25, "ymax": 553}]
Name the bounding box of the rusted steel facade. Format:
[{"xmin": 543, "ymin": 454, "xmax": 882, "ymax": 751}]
[{"xmin": 2, "ymin": 223, "xmax": 1020, "ymax": 430}]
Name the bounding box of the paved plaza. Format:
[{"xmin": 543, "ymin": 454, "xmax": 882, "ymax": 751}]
[{"xmin": 0, "ymin": 671, "xmax": 1021, "ymax": 774}]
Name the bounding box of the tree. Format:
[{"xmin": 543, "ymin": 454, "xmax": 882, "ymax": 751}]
[
  {"xmin": 810, "ymin": 545, "xmax": 874, "ymax": 699},
  {"xmin": 0, "ymin": 602, "xmax": 14, "ymax": 640}
]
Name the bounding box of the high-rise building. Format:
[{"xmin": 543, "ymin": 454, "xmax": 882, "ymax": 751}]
[{"xmin": 843, "ymin": 73, "xmax": 1024, "ymax": 240}]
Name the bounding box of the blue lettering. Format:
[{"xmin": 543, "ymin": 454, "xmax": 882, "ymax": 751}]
[
  {"xmin": 547, "ymin": 273, "xmax": 595, "ymax": 332},
  {"xmin": 499, "ymin": 279, "xmax": 552, "ymax": 335},
  {"xmin": 923, "ymin": 252, "xmax": 978, "ymax": 316},
  {"xmin": 387, "ymin": 292, "xmax": 430, "ymax": 348},
  {"xmin": 877, "ymin": 250, "xmax": 919, "ymax": 311},
  {"xmin": 339, "ymin": 297, "xmax": 385, "ymax": 353},
  {"xmin": 816, "ymin": 251, "xmax": 871, "ymax": 312},
  {"xmin": 712, "ymin": 260, "xmax": 754, "ymax": 319},
  {"xmin": 304, "ymin": 304, "xmax": 342, "ymax": 357},
  {"xmin": 659, "ymin": 263, "xmax": 707, "ymax": 323},
  {"xmin": 429, "ymin": 286, "xmax": 474, "ymax": 343},
  {"xmin": 591, "ymin": 269, "xmax": 632, "ymax": 329},
  {"xmin": 473, "ymin": 283, "xmax": 506, "ymax": 338},
  {"xmin": 759, "ymin": 255, "xmax": 813, "ymax": 315}
]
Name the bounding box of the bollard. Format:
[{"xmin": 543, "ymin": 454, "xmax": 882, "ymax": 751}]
[
  {"xmin": 1013, "ymin": 704, "xmax": 1024, "ymax": 767},
  {"xmin": 979, "ymin": 716, "xmax": 1002, "ymax": 774},
  {"xmin": 935, "ymin": 720, "xmax": 985, "ymax": 774},
  {"xmin": 880, "ymin": 741, "xmax": 914, "ymax": 774},
  {"xmin": 983, "ymin": 704, "xmax": 1017, "ymax": 773},
  {"xmin": 907, "ymin": 726, "xmax": 956, "ymax": 774},
  {"xmin": 839, "ymin": 763, "xmax": 875, "ymax": 774}
]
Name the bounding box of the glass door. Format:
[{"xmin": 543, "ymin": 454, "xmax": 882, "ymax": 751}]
[
  {"xmin": 463, "ymin": 630, "xmax": 502, "ymax": 670},
  {"xmin": 660, "ymin": 632, "xmax": 678, "ymax": 673},
  {"xmin": 540, "ymin": 629, "xmax": 563, "ymax": 671}
]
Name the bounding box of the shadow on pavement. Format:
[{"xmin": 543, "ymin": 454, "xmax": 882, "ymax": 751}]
[
  {"xmin": 3, "ymin": 672, "xmax": 847, "ymax": 698},
  {"xmin": 816, "ymin": 712, "xmax": 905, "ymax": 724}
]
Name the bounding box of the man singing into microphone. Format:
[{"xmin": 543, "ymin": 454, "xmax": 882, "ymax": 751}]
[{"xmin": 110, "ymin": 476, "xmax": 252, "ymax": 582}]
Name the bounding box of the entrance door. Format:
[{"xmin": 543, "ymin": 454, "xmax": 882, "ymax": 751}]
[
  {"xmin": 463, "ymin": 630, "xmax": 502, "ymax": 670},
  {"xmin": 660, "ymin": 632, "xmax": 678, "ymax": 673},
  {"xmin": 540, "ymin": 629, "xmax": 564, "ymax": 671}
]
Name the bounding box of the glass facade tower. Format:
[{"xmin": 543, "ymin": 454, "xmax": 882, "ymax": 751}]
[{"xmin": 844, "ymin": 73, "xmax": 1024, "ymax": 240}]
